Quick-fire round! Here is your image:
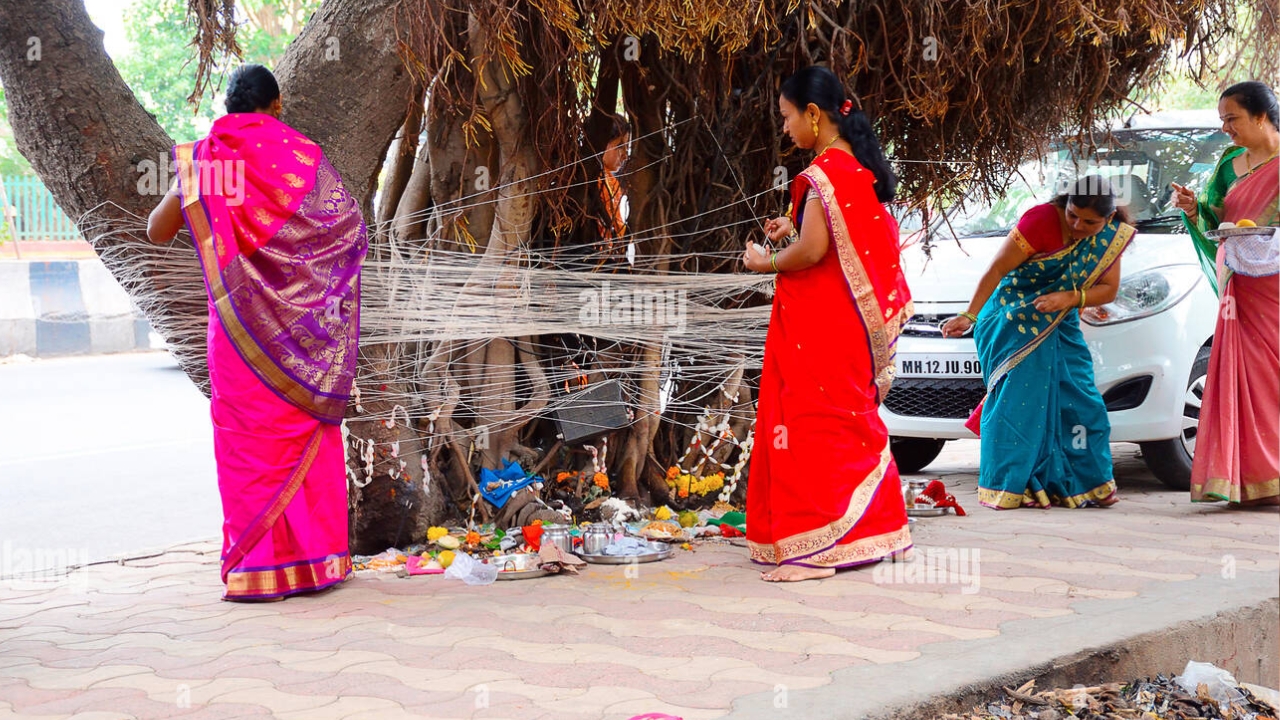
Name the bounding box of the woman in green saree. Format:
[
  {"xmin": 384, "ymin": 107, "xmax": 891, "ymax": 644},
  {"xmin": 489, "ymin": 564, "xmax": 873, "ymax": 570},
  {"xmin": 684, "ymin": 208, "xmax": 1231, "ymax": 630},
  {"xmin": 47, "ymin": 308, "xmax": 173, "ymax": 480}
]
[
  {"xmin": 943, "ymin": 177, "xmax": 1134, "ymax": 508},
  {"xmin": 1171, "ymin": 81, "xmax": 1279, "ymax": 505}
]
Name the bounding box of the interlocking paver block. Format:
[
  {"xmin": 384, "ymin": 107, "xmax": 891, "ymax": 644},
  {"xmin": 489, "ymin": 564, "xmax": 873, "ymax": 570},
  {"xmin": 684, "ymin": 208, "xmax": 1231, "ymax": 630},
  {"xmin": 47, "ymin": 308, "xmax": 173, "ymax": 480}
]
[{"xmin": 1, "ymin": 445, "xmax": 1275, "ymax": 719}]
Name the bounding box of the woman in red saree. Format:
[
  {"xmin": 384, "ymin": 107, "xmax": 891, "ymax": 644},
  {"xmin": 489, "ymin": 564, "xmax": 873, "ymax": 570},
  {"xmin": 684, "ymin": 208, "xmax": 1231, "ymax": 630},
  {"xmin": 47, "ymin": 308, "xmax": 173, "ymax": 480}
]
[
  {"xmin": 742, "ymin": 66, "xmax": 912, "ymax": 582},
  {"xmin": 1172, "ymin": 81, "xmax": 1279, "ymax": 505},
  {"xmin": 147, "ymin": 65, "xmax": 367, "ymax": 599}
]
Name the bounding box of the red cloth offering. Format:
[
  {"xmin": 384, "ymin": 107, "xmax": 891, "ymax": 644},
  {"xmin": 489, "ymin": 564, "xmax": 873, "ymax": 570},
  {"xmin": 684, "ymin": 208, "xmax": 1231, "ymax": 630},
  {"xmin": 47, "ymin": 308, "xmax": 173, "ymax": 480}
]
[
  {"xmin": 919, "ymin": 479, "xmax": 967, "ymax": 516},
  {"xmin": 522, "ymin": 524, "xmax": 544, "ymax": 551},
  {"xmin": 964, "ymin": 396, "xmax": 985, "ymax": 437}
]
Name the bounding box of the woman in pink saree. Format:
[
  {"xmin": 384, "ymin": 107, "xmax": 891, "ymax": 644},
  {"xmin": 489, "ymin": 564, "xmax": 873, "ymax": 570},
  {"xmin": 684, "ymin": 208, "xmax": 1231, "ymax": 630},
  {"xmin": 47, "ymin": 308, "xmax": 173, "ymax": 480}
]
[
  {"xmin": 147, "ymin": 65, "xmax": 367, "ymax": 598},
  {"xmin": 1172, "ymin": 81, "xmax": 1279, "ymax": 506}
]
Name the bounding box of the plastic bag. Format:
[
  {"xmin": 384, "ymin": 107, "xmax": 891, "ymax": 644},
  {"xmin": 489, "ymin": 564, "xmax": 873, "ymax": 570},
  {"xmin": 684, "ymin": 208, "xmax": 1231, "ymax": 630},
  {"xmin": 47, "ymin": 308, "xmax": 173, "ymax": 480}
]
[
  {"xmin": 443, "ymin": 551, "xmax": 498, "ymax": 585},
  {"xmin": 1174, "ymin": 661, "xmax": 1246, "ymax": 707},
  {"xmin": 356, "ymin": 548, "xmax": 407, "ymax": 573}
]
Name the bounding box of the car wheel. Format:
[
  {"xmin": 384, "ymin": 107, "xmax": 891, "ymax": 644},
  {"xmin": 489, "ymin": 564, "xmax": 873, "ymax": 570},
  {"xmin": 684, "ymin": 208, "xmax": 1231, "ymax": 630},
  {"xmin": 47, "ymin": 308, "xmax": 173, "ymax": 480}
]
[
  {"xmin": 1140, "ymin": 345, "xmax": 1212, "ymax": 491},
  {"xmin": 890, "ymin": 437, "xmax": 946, "ymax": 474}
]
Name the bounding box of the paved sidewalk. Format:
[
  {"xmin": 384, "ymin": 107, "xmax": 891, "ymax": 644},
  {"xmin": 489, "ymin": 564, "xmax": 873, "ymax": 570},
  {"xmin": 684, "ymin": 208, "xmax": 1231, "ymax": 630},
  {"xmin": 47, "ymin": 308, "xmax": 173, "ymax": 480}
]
[{"xmin": 1, "ymin": 443, "xmax": 1277, "ymax": 719}]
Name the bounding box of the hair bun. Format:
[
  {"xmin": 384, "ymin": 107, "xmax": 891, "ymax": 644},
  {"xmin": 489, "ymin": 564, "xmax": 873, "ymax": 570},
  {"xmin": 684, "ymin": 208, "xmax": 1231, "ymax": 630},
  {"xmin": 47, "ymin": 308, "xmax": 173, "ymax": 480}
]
[{"xmin": 224, "ymin": 64, "xmax": 280, "ymax": 114}]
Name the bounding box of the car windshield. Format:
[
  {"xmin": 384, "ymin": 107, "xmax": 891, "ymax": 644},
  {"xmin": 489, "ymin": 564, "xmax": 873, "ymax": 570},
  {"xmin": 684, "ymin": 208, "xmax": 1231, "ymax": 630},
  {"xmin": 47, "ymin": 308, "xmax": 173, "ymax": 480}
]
[{"xmin": 925, "ymin": 128, "xmax": 1230, "ymax": 238}]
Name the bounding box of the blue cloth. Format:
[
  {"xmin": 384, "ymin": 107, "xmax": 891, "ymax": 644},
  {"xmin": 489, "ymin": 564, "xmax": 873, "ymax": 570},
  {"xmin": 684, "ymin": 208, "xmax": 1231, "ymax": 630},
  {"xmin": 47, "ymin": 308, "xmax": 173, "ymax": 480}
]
[
  {"xmin": 973, "ymin": 218, "xmax": 1133, "ymax": 509},
  {"xmin": 478, "ymin": 460, "xmax": 540, "ymax": 509}
]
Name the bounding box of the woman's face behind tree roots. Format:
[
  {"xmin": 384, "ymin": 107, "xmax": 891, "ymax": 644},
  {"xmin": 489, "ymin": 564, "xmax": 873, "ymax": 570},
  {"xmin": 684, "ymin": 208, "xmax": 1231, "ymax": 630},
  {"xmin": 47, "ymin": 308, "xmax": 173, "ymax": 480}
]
[{"xmin": 603, "ymin": 134, "xmax": 630, "ymax": 173}]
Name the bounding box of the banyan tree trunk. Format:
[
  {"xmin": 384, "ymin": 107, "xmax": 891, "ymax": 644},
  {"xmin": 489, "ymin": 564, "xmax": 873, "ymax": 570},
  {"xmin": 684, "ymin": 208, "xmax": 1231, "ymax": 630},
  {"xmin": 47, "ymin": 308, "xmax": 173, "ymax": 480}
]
[{"xmin": 464, "ymin": 11, "xmax": 552, "ymax": 473}]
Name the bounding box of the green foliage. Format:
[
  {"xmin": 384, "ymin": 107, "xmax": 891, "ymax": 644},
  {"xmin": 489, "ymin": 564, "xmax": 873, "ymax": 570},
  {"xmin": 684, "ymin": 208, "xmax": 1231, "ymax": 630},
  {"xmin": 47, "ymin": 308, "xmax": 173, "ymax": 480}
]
[
  {"xmin": 116, "ymin": 0, "xmax": 320, "ymax": 143},
  {"xmin": 0, "ymin": 86, "xmax": 35, "ymax": 177},
  {"xmin": 1133, "ymin": 0, "xmax": 1274, "ymax": 114},
  {"xmin": 1135, "ymin": 74, "xmax": 1220, "ymax": 112}
]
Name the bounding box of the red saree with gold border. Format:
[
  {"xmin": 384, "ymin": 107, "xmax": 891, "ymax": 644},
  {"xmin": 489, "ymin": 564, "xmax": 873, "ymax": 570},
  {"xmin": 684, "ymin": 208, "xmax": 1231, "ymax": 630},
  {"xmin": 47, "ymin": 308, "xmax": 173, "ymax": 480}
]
[
  {"xmin": 746, "ymin": 149, "xmax": 913, "ymax": 568},
  {"xmin": 175, "ymin": 113, "xmax": 366, "ymax": 599}
]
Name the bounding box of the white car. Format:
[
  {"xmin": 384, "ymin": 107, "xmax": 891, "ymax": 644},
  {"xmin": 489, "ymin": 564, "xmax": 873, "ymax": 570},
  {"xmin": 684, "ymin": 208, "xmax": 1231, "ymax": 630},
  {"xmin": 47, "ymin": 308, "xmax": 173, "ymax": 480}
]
[{"xmin": 884, "ymin": 111, "xmax": 1226, "ymax": 489}]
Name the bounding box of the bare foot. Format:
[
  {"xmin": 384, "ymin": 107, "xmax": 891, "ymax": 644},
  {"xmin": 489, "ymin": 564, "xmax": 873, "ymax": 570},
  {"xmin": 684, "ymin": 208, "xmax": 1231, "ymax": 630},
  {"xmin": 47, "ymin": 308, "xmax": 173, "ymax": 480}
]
[
  {"xmin": 1097, "ymin": 493, "xmax": 1119, "ymax": 507},
  {"xmin": 888, "ymin": 547, "xmax": 915, "ymax": 563},
  {"xmin": 761, "ymin": 565, "xmax": 836, "ymax": 582}
]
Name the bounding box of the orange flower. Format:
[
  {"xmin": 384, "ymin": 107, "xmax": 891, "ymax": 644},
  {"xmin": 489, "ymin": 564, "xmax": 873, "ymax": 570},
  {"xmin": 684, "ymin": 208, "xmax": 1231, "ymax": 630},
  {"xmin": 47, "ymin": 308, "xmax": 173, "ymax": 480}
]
[
  {"xmin": 677, "ymin": 489, "xmax": 689, "ymax": 498},
  {"xmin": 466, "ymin": 531, "xmax": 481, "ymax": 546},
  {"xmin": 556, "ymin": 471, "xmax": 573, "ymax": 483},
  {"xmin": 665, "ymin": 466, "xmax": 680, "ymax": 481},
  {"xmin": 593, "ymin": 472, "xmax": 610, "ymax": 491}
]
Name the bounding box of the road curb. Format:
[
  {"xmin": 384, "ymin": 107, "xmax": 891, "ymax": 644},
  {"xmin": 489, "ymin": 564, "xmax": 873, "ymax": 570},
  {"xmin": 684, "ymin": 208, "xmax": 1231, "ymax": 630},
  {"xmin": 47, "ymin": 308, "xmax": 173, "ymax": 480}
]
[
  {"xmin": 729, "ymin": 569, "xmax": 1279, "ymax": 719},
  {"xmin": 0, "ymin": 258, "xmax": 152, "ymax": 358}
]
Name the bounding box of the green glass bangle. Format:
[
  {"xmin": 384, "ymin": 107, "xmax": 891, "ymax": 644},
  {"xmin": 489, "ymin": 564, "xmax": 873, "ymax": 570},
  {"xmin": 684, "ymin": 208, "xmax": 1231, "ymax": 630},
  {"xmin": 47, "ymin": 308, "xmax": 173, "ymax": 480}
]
[{"xmin": 770, "ymin": 252, "xmax": 780, "ymax": 273}]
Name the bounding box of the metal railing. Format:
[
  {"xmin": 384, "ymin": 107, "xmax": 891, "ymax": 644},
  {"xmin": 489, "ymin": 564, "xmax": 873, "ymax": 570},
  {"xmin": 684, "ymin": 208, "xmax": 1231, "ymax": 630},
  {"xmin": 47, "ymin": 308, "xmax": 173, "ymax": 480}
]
[{"xmin": 1, "ymin": 175, "xmax": 81, "ymax": 244}]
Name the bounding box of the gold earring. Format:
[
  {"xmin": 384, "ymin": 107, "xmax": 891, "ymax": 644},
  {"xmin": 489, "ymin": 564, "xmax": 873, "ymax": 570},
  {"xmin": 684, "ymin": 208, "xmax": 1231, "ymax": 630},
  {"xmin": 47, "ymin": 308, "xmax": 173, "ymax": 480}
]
[{"xmin": 810, "ymin": 116, "xmax": 820, "ymax": 139}]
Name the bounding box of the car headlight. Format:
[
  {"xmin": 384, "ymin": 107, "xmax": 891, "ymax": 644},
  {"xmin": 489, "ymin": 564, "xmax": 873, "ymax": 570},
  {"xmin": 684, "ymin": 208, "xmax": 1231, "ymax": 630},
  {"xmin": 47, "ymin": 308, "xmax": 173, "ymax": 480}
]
[{"xmin": 1081, "ymin": 264, "xmax": 1202, "ymax": 326}]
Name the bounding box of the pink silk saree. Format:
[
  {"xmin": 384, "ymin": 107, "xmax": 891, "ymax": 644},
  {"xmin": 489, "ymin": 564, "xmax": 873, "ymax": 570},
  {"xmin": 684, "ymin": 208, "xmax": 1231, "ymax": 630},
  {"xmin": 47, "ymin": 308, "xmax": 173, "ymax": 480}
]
[
  {"xmin": 176, "ymin": 113, "xmax": 367, "ymax": 598},
  {"xmin": 1190, "ymin": 155, "xmax": 1279, "ymax": 505}
]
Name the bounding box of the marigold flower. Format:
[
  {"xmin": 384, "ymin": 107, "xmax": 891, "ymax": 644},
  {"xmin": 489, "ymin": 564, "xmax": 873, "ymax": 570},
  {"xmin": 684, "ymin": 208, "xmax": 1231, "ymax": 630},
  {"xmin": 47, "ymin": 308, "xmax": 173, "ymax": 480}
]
[{"xmin": 593, "ymin": 472, "xmax": 610, "ymax": 490}]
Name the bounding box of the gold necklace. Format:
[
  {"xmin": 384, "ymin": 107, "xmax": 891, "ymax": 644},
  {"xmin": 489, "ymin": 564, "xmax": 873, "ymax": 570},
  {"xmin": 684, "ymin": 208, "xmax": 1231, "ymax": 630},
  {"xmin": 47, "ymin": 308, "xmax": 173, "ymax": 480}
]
[
  {"xmin": 1245, "ymin": 147, "xmax": 1278, "ymax": 173},
  {"xmin": 817, "ymin": 133, "xmax": 842, "ymax": 155}
]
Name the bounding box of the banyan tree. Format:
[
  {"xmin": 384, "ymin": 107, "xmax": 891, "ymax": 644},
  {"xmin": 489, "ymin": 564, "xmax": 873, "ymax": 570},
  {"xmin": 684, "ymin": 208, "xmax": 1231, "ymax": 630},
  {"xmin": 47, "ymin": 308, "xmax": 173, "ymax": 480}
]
[{"xmin": 1, "ymin": 0, "xmax": 1273, "ymax": 551}]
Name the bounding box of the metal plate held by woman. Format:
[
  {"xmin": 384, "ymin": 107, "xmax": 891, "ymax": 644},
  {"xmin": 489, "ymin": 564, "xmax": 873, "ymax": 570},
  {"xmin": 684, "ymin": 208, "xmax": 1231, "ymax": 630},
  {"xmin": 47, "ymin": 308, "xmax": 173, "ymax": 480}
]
[
  {"xmin": 1205, "ymin": 226, "xmax": 1276, "ymax": 239},
  {"xmin": 578, "ymin": 543, "xmax": 675, "ymax": 565}
]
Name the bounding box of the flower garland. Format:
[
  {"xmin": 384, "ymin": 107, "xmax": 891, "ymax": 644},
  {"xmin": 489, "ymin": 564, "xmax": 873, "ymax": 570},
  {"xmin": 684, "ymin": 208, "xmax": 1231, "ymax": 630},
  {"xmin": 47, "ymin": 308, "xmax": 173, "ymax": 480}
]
[
  {"xmin": 719, "ymin": 423, "xmax": 753, "ymax": 503},
  {"xmin": 677, "ymin": 410, "xmax": 737, "ymax": 475},
  {"xmin": 667, "ymin": 398, "xmax": 758, "ymax": 504},
  {"xmin": 664, "ymin": 466, "xmax": 726, "ymax": 499},
  {"xmin": 555, "ymin": 469, "xmax": 611, "ymax": 493}
]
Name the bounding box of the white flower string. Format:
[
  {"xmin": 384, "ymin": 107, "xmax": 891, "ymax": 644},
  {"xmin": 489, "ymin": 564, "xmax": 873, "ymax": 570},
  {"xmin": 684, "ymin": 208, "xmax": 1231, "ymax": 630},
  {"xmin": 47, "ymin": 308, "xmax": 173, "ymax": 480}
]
[
  {"xmin": 720, "ymin": 423, "xmax": 754, "ymax": 503},
  {"xmin": 599, "ymin": 437, "xmax": 608, "ymax": 476}
]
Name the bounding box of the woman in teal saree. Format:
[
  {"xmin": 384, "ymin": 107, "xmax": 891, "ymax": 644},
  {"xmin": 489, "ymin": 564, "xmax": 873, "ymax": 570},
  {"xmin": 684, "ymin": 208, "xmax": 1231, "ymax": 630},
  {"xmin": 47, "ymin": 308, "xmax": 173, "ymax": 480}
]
[{"xmin": 943, "ymin": 177, "xmax": 1134, "ymax": 508}]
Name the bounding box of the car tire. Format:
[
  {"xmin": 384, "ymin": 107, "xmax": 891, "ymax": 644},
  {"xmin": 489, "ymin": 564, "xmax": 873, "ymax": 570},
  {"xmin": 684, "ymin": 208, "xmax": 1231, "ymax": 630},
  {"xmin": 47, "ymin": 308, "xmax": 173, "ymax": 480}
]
[
  {"xmin": 1140, "ymin": 345, "xmax": 1212, "ymax": 491},
  {"xmin": 890, "ymin": 437, "xmax": 947, "ymax": 474}
]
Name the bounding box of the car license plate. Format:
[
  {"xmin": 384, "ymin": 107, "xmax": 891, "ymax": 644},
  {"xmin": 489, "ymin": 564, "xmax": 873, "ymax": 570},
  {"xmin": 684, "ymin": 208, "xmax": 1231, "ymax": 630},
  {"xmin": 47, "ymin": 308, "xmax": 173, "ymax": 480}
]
[{"xmin": 896, "ymin": 353, "xmax": 983, "ymax": 378}]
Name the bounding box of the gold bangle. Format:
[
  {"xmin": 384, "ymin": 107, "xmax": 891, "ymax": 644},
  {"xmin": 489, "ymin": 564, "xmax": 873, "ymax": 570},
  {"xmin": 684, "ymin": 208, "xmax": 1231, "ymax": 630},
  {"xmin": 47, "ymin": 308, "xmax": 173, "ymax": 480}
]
[
  {"xmin": 959, "ymin": 311, "xmax": 978, "ymax": 323},
  {"xmin": 1078, "ymin": 289, "xmax": 1087, "ymax": 309},
  {"xmin": 770, "ymin": 252, "xmax": 779, "ymax": 273}
]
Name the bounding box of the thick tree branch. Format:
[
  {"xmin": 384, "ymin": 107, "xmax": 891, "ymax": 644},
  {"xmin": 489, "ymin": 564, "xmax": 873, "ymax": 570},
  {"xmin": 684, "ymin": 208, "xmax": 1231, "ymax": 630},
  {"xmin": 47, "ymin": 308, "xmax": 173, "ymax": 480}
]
[{"xmin": 274, "ymin": 0, "xmax": 416, "ymax": 216}]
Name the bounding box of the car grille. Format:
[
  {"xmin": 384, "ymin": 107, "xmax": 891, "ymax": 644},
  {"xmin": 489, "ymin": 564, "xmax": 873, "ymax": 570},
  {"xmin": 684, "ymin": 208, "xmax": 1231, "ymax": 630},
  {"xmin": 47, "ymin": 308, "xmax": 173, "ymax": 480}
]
[
  {"xmin": 900, "ymin": 313, "xmax": 953, "ymax": 337},
  {"xmin": 884, "ymin": 378, "xmax": 986, "ymax": 419}
]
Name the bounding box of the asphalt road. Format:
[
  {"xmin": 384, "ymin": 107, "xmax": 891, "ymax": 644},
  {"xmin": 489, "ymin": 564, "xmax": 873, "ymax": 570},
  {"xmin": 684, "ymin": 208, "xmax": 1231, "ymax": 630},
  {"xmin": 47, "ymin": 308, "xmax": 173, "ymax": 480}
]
[{"xmin": 0, "ymin": 352, "xmax": 221, "ymax": 574}]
